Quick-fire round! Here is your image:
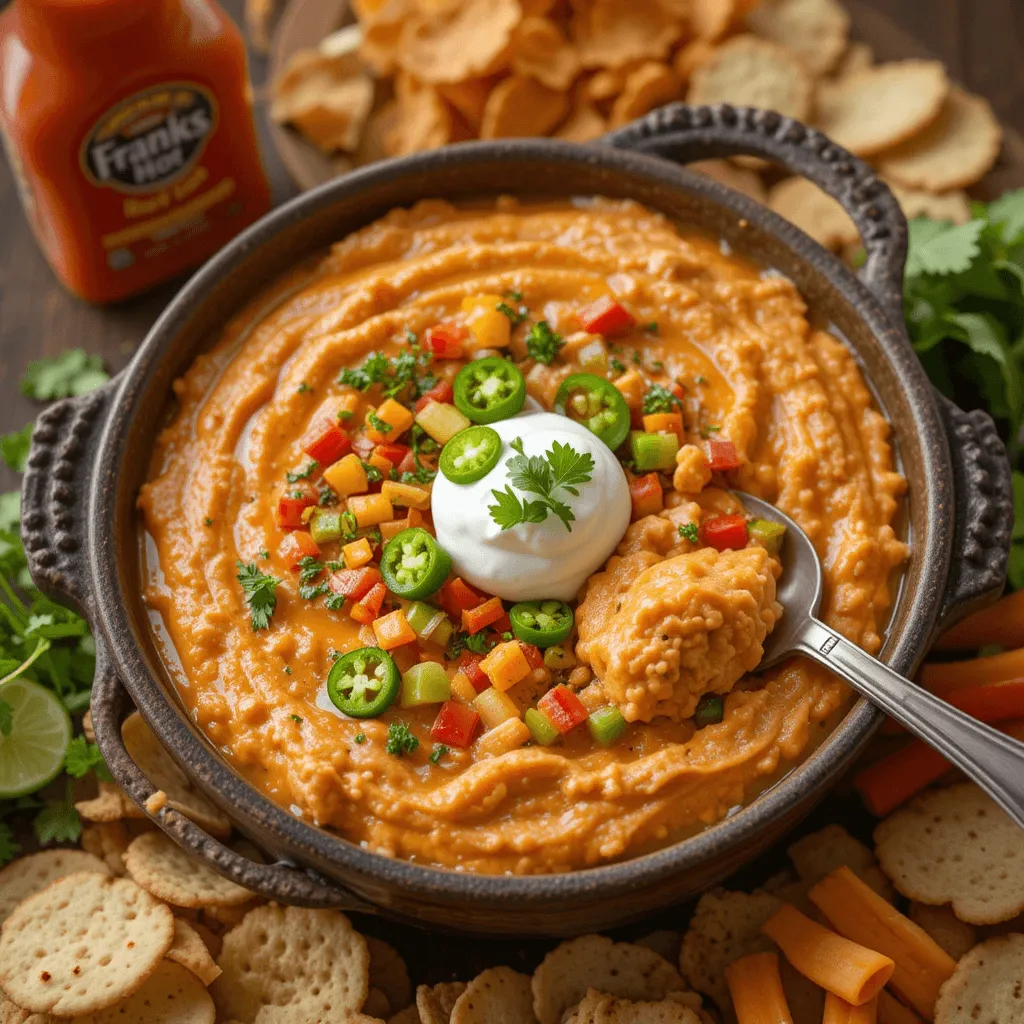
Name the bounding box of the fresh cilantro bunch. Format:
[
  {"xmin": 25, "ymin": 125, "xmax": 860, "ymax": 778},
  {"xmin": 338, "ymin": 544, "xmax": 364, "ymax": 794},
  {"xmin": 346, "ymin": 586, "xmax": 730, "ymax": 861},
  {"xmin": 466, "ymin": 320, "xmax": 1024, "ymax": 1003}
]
[
  {"xmin": 236, "ymin": 562, "xmax": 280, "ymax": 630},
  {"xmin": 489, "ymin": 437, "xmax": 594, "ymax": 532},
  {"xmin": 20, "ymin": 350, "xmax": 109, "ymax": 401}
]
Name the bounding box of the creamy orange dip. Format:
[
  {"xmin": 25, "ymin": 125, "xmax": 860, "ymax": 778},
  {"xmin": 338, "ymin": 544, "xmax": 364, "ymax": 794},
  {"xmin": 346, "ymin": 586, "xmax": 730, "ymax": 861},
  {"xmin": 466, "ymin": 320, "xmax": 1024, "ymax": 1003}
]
[{"xmin": 139, "ymin": 198, "xmax": 908, "ymax": 874}]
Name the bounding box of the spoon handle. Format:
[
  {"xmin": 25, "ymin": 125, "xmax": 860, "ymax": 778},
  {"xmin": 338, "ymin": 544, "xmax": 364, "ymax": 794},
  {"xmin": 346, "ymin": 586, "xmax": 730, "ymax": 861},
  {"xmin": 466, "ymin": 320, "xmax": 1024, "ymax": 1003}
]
[{"xmin": 794, "ymin": 619, "xmax": 1024, "ymax": 829}]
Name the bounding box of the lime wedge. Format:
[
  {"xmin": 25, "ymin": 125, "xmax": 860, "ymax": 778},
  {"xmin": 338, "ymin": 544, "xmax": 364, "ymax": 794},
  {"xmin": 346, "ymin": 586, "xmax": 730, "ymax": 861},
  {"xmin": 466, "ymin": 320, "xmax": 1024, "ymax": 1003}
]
[{"xmin": 0, "ymin": 678, "xmax": 72, "ymax": 798}]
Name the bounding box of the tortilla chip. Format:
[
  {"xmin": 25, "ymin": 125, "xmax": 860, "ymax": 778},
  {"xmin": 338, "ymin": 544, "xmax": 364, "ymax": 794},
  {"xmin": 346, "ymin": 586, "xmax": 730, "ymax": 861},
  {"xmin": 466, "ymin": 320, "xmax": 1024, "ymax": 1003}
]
[
  {"xmin": 0, "ymin": 849, "xmax": 111, "ymax": 926},
  {"xmin": 610, "ymin": 62, "xmax": 681, "ymax": 127},
  {"xmin": 555, "ymin": 101, "xmax": 608, "ymax": 143},
  {"xmin": 416, "ymin": 982, "xmax": 466, "ymax": 1024},
  {"xmin": 885, "ymin": 181, "xmax": 971, "ymax": 224},
  {"xmin": 688, "ymin": 159, "xmax": 768, "ymax": 203},
  {"xmin": 787, "ymin": 825, "xmax": 894, "ymax": 902},
  {"xmin": 75, "ymin": 780, "xmax": 146, "ymax": 823},
  {"xmin": 355, "ymin": 101, "xmax": 402, "ymax": 165},
  {"xmin": 586, "ymin": 67, "xmax": 630, "ymax": 105},
  {"xmin": 875, "ymin": 783, "xmax": 1024, "ymax": 925},
  {"xmin": 167, "ymin": 918, "xmax": 223, "ymax": 987},
  {"xmin": 688, "ymin": 35, "xmax": 813, "ymax": 121},
  {"xmin": 833, "ymin": 41, "xmax": 873, "ymax": 78},
  {"xmin": 815, "ymin": 60, "xmax": 949, "ymax": 156},
  {"xmin": 366, "ymin": 937, "xmax": 412, "ymax": 1017},
  {"xmin": 435, "ymin": 77, "xmax": 496, "ymax": 128},
  {"xmin": 689, "ymin": 0, "xmax": 737, "ymax": 42},
  {"xmin": 512, "ymin": 17, "xmax": 581, "ymax": 91},
  {"xmin": 769, "ymin": 177, "xmax": 860, "ymax": 251},
  {"xmin": 566, "ymin": 989, "xmax": 702, "ymax": 1024},
  {"xmin": 388, "ymin": 1008, "xmax": 422, "ymax": 1024},
  {"xmin": 450, "ymin": 967, "xmax": 534, "ymax": 1023},
  {"xmin": 532, "ymin": 935, "xmax": 685, "ymax": 1024},
  {"xmin": 386, "ymin": 85, "xmax": 453, "ymax": 156},
  {"xmin": 877, "ymin": 86, "xmax": 1002, "ymax": 192},
  {"xmin": 934, "ymin": 935, "xmax": 1024, "ymax": 1024},
  {"xmin": 480, "ymin": 75, "xmax": 569, "ymax": 138},
  {"xmin": 365, "ymin": 989, "xmax": 393, "ymax": 1019},
  {"xmin": 908, "ymin": 903, "xmax": 978, "ymax": 962},
  {"xmin": 673, "ymin": 41, "xmax": 718, "ymax": 86},
  {"xmin": 572, "ymin": 0, "xmax": 682, "ymax": 70},
  {"xmin": 679, "ymin": 889, "xmax": 782, "ymax": 1012},
  {"xmin": 746, "ymin": 0, "xmax": 850, "ymax": 75}
]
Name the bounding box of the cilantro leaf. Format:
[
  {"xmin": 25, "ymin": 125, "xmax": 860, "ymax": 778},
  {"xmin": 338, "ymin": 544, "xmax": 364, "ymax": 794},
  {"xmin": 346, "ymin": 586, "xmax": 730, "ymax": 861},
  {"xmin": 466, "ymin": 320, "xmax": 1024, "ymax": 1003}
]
[
  {"xmin": 33, "ymin": 787, "xmax": 82, "ymax": 846},
  {"xmin": 0, "ymin": 823, "xmax": 18, "ymax": 865},
  {"xmin": 525, "ymin": 322, "xmax": 564, "ymax": 364},
  {"xmin": 642, "ymin": 383, "xmax": 681, "ymax": 415},
  {"xmin": 339, "ymin": 351, "xmax": 390, "ymax": 391},
  {"xmin": 297, "ymin": 556, "xmax": 324, "ymax": 583},
  {"xmin": 236, "ymin": 561, "xmax": 280, "ymax": 630},
  {"xmin": 385, "ymin": 721, "xmax": 419, "ymax": 757},
  {"xmin": 20, "ymin": 350, "xmax": 109, "ymax": 401},
  {"xmin": 987, "ymin": 189, "xmax": 1024, "ymax": 244},
  {"xmin": 488, "ymin": 486, "xmax": 532, "ymax": 531},
  {"xmin": 0, "ymin": 698, "xmax": 12, "ymax": 737},
  {"xmin": 64, "ymin": 736, "xmax": 113, "ymax": 781},
  {"xmin": 678, "ymin": 522, "xmax": 699, "ymax": 543},
  {"xmin": 905, "ymin": 219, "xmax": 985, "ymax": 278},
  {"xmin": 1, "ymin": 424, "xmax": 33, "ymax": 472},
  {"xmin": 429, "ymin": 744, "xmax": 449, "ymax": 764},
  {"xmin": 286, "ymin": 460, "xmax": 318, "ymax": 483},
  {"xmin": 547, "ymin": 440, "xmax": 595, "ymax": 495}
]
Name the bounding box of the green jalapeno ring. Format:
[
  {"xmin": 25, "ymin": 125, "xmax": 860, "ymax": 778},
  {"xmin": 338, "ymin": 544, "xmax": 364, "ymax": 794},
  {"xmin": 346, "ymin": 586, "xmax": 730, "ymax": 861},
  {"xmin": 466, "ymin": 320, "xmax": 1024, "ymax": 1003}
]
[
  {"xmin": 327, "ymin": 647, "xmax": 401, "ymax": 718},
  {"xmin": 553, "ymin": 373, "xmax": 631, "ymax": 451},
  {"xmin": 453, "ymin": 357, "xmax": 526, "ymax": 424},
  {"xmin": 380, "ymin": 527, "xmax": 452, "ymax": 600},
  {"xmin": 509, "ymin": 599, "xmax": 574, "ymax": 647},
  {"xmin": 439, "ymin": 425, "xmax": 503, "ymax": 484}
]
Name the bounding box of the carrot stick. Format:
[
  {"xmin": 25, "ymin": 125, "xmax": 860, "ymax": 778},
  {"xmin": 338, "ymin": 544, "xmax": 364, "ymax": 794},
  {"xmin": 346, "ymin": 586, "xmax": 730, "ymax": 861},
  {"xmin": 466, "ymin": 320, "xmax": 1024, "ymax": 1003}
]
[
  {"xmin": 878, "ymin": 991, "xmax": 925, "ymax": 1024},
  {"xmin": 854, "ymin": 719, "xmax": 1024, "ymax": 815},
  {"xmin": 920, "ymin": 647, "xmax": 1024, "ymax": 698},
  {"xmin": 824, "ymin": 991, "xmax": 879, "ymax": 1024},
  {"xmin": 761, "ymin": 904, "xmax": 894, "ymax": 1006},
  {"xmin": 882, "ymin": 679, "xmax": 1024, "ymax": 734},
  {"xmin": 933, "ymin": 590, "xmax": 1024, "ymax": 651},
  {"xmin": 725, "ymin": 951, "xmax": 794, "ymax": 1024},
  {"xmin": 809, "ymin": 867, "xmax": 956, "ymax": 1021}
]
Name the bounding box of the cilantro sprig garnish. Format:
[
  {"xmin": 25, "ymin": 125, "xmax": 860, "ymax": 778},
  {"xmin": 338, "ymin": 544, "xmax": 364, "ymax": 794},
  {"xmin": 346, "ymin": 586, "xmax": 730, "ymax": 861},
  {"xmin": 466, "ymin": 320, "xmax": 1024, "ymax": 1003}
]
[
  {"xmin": 525, "ymin": 322, "xmax": 564, "ymax": 364},
  {"xmin": 642, "ymin": 383, "xmax": 681, "ymax": 415},
  {"xmin": 488, "ymin": 437, "xmax": 594, "ymax": 533},
  {"xmin": 385, "ymin": 721, "xmax": 419, "ymax": 757},
  {"xmin": 236, "ymin": 561, "xmax": 280, "ymax": 631},
  {"xmin": 20, "ymin": 350, "xmax": 109, "ymax": 400},
  {"xmin": 338, "ymin": 346, "xmax": 436, "ymax": 399}
]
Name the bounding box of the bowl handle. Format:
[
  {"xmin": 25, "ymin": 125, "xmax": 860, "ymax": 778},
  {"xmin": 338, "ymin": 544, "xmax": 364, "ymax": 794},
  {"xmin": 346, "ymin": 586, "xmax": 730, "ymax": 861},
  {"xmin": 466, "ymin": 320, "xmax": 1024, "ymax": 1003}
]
[
  {"xmin": 90, "ymin": 645, "xmax": 375, "ymax": 912},
  {"xmin": 934, "ymin": 393, "xmax": 1013, "ymax": 630},
  {"xmin": 601, "ymin": 103, "xmax": 907, "ymax": 323}
]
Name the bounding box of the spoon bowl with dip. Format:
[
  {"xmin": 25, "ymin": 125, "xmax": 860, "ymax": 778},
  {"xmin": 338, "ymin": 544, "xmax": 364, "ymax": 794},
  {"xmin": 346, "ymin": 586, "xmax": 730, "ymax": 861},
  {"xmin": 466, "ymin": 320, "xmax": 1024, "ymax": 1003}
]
[{"xmin": 739, "ymin": 491, "xmax": 1024, "ymax": 831}]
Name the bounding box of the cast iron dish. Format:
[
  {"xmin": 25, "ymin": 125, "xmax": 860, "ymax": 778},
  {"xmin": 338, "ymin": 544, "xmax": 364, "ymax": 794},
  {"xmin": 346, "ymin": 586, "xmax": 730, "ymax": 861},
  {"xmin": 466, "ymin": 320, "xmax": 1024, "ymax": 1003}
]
[{"xmin": 22, "ymin": 104, "xmax": 1012, "ymax": 936}]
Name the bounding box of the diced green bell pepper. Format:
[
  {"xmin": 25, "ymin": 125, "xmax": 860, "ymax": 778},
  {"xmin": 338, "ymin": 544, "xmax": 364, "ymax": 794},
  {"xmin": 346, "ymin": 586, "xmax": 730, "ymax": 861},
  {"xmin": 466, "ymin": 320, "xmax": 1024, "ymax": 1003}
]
[
  {"xmin": 400, "ymin": 661, "xmax": 451, "ymax": 708},
  {"xmin": 748, "ymin": 518, "xmax": 787, "ymax": 555},
  {"xmin": 586, "ymin": 706, "xmax": 626, "ymax": 746},
  {"xmin": 309, "ymin": 509, "xmax": 343, "ymax": 544},
  {"xmin": 630, "ymin": 431, "xmax": 678, "ymax": 472},
  {"xmin": 405, "ymin": 601, "xmax": 440, "ymax": 635},
  {"xmin": 525, "ymin": 708, "xmax": 559, "ymax": 747}
]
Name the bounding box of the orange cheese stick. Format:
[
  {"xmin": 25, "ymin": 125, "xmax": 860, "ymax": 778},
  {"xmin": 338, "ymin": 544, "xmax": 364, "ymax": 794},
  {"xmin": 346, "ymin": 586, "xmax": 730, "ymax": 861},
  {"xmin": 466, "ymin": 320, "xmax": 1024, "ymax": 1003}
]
[
  {"xmin": 809, "ymin": 867, "xmax": 956, "ymax": 1021},
  {"xmin": 877, "ymin": 991, "xmax": 925, "ymax": 1024},
  {"xmin": 933, "ymin": 590, "xmax": 1024, "ymax": 651},
  {"xmin": 824, "ymin": 992, "xmax": 879, "ymax": 1024},
  {"xmin": 920, "ymin": 646, "xmax": 1024, "ymax": 697},
  {"xmin": 761, "ymin": 904, "xmax": 894, "ymax": 1006},
  {"xmin": 725, "ymin": 951, "xmax": 794, "ymax": 1024}
]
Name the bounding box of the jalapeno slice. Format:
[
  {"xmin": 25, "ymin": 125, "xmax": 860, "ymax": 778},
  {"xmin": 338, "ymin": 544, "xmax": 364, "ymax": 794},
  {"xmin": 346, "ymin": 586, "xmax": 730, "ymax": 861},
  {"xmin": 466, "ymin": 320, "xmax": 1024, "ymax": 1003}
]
[
  {"xmin": 379, "ymin": 527, "xmax": 452, "ymax": 600},
  {"xmin": 327, "ymin": 647, "xmax": 400, "ymax": 718},
  {"xmin": 454, "ymin": 357, "xmax": 526, "ymax": 424},
  {"xmin": 439, "ymin": 426, "xmax": 502, "ymax": 484},
  {"xmin": 554, "ymin": 373, "xmax": 631, "ymax": 450},
  {"xmin": 509, "ymin": 599, "xmax": 574, "ymax": 647}
]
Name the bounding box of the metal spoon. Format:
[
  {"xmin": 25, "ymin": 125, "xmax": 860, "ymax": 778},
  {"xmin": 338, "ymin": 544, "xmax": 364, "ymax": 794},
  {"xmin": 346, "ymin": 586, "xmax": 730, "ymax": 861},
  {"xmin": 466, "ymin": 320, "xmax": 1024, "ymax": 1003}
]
[{"xmin": 738, "ymin": 491, "xmax": 1024, "ymax": 830}]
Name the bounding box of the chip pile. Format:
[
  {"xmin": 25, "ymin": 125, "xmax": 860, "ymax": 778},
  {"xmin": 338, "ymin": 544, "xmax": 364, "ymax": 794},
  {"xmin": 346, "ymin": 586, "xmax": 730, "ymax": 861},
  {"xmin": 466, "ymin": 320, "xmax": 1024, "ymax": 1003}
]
[{"xmin": 268, "ymin": 0, "xmax": 1003, "ymax": 256}]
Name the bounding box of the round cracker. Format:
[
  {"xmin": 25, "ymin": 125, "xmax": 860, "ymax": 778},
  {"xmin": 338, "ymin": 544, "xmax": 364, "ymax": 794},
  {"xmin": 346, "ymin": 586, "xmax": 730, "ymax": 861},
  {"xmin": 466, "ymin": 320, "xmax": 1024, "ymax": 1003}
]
[
  {"xmin": 124, "ymin": 832, "xmax": 253, "ymax": 910},
  {"xmin": 877, "ymin": 86, "xmax": 1002, "ymax": 192},
  {"xmin": 874, "ymin": 783, "xmax": 1024, "ymax": 925},
  {"xmin": 365, "ymin": 937, "xmax": 412, "ymax": 1016},
  {"xmin": 566, "ymin": 989, "xmax": 702, "ymax": 1024},
  {"xmin": 451, "ymin": 968, "xmax": 534, "ymax": 1024},
  {"xmin": 480, "ymin": 75, "xmax": 569, "ymax": 139},
  {"xmin": 886, "ymin": 181, "xmax": 971, "ymax": 224},
  {"xmin": 746, "ymin": 0, "xmax": 850, "ymax": 75},
  {"xmin": 388, "ymin": 1008, "xmax": 421, "ymax": 1024},
  {"xmin": 815, "ymin": 60, "xmax": 949, "ymax": 156},
  {"xmin": 79, "ymin": 822, "xmax": 131, "ymax": 876},
  {"xmin": 689, "ymin": 0, "xmax": 737, "ymax": 43},
  {"xmin": 833, "ymin": 41, "xmax": 873, "ymax": 79},
  {"xmin": 787, "ymin": 824, "xmax": 894, "ymax": 901},
  {"xmin": 532, "ymin": 935, "xmax": 685, "ymax": 1024},
  {"xmin": 211, "ymin": 905, "xmax": 369, "ymax": 1024},
  {"xmin": 167, "ymin": 919, "xmax": 222, "ymax": 987},
  {"xmin": 769, "ymin": 176, "xmax": 859, "ymax": 251},
  {"xmin": 121, "ymin": 713, "xmax": 230, "ymax": 837},
  {"xmin": 934, "ymin": 934, "xmax": 1024, "ymax": 1024},
  {"xmin": 0, "ymin": 850, "xmax": 111, "ymax": 926},
  {"xmin": 416, "ymin": 983, "xmax": 466, "ymax": 1024},
  {"xmin": 0, "ymin": 872, "xmax": 175, "ymax": 1017},
  {"xmin": 75, "ymin": 781, "xmax": 146, "ymax": 824},
  {"xmin": 1, "ymin": 999, "xmax": 54, "ymax": 1024},
  {"xmin": 688, "ymin": 160, "xmax": 767, "ymax": 203},
  {"xmin": 688, "ymin": 35, "xmax": 813, "ymax": 121},
  {"xmin": 363, "ymin": 990, "xmax": 391, "ymax": 1019},
  {"xmin": 72, "ymin": 960, "xmax": 215, "ymax": 1024}
]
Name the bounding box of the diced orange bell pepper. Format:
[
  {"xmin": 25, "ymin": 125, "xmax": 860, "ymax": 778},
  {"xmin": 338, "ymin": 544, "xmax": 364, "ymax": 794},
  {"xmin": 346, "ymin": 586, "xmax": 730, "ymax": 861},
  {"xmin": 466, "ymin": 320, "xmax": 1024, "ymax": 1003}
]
[
  {"xmin": 365, "ymin": 398, "xmax": 415, "ymax": 443},
  {"xmin": 643, "ymin": 412, "xmax": 683, "ymax": 442},
  {"xmin": 462, "ymin": 596, "xmax": 505, "ymax": 635},
  {"xmin": 381, "ymin": 480, "xmax": 432, "ymax": 510},
  {"xmin": 380, "ymin": 518, "xmax": 410, "ymax": 542},
  {"xmin": 323, "ymin": 453, "xmax": 368, "ymax": 497},
  {"xmin": 372, "ymin": 609, "xmax": 417, "ymax": 650},
  {"xmin": 348, "ymin": 493, "xmax": 394, "ymax": 528},
  {"xmin": 341, "ymin": 537, "xmax": 373, "ymax": 569},
  {"xmin": 480, "ymin": 641, "xmax": 531, "ymax": 691},
  {"xmin": 629, "ymin": 473, "xmax": 663, "ymax": 519},
  {"xmin": 280, "ymin": 531, "xmax": 320, "ymax": 570},
  {"xmin": 350, "ymin": 581, "xmax": 386, "ymax": 624},
  {"xmin": 440, "ymin": 577, "xmax": 483, "ymax": 619}
]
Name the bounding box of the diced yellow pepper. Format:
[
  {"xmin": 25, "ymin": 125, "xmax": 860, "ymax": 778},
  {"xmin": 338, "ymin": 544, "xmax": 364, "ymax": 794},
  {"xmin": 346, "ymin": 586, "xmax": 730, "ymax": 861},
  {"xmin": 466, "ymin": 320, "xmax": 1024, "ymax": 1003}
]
[
  {"xmin": 342, "ymin": 537, "xmax": 373, "ymax": 569},
  {"xmin": 475, "ymin": 716, "xmax": 531, "ymax": 758},
  {"xmin": 467, "ymin": 308, "xmax": 511, "ymax": 351},
  {"xmin": 643, "ymin": 412, "xmax": 683, "ymax": 440},
  {"xmin": 323, "ymin": 453, "xmax": 367, "ymax": 496},
  {"xmin": 479, "ymin": 641, "xmax": 531, "ymax": 692},
  {"xmin": 461, "ymin": 293, "xmax": 504, "ymax": 313},
  {"xmin": 379, "ymin": 518, "xmax": 410, "ymax": 542},
  {"xmin": 367, "ymin": 451, "xmax": 393, "ymax": 476},
  {"xmin": 415, "ymin": 401, "xmax": 470, "ymax": 445},
  {"xmin": 381, "ymin": 480, "xmax": 432, "ymax": 510},
  {"xmin": 450, "ymin": 671, "xmax": 477, "ymax": 704},
  {"xmin": 614, "ymin": 369, "xmax": 646, "ymax": 409},
  {"xmin": 347, "ymin": 493, "xmax": 393, "ymax": 528},
  {"xmin": 335, "ymin": 392, "xmax": 360, "ymax": 423},
  {"xmin": 473, "ymin": 687, "xmax": 520, "ymax": 729},
  {"xmin": 365, "ymin": 397, "xmax": 415, "ymax": 443}
]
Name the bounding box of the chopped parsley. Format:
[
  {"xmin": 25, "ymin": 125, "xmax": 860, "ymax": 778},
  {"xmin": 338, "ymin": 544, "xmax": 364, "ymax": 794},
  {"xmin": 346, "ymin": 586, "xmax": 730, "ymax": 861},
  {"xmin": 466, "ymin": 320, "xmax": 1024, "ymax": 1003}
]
[
  {"xmin": 355, "ymin": 732, "xmax": 367, "ymax": 744},
  {"xmin": 260, "ymin": 549, "xmax": 270, "ymax": 560},
  {"xmin": 362, "ymin": 462, "xmax": 383, "ymax": 484},
  {"xmin": 296, "ymin": 381, "xmax": 313, "ymax": 394},
  {"xmin": 632, "ymin": 350, "xmax": 642, "ymax": 365},
  {"xmin": 496, "ymin": 301, "xmax": 527, "ymax": 325},
  {"xmin": 651, "ymin": 360, "xmax": 664, "ymax": 371},
  {"xmin": 64, "ymin": 737, "xmax": 112, "ymax": 782},
  {"xmin": 700, "ymin": 424, "xmax": 722, "ymax": 438},
  {"xmin": 504, "ymin": 288, "xmax": 524, "ymax": 302},
  {"xmin": 642, "ymin": 383, "xmax": 681, "ymax": 415},
  {"xmin": 317, "ymin": 481, "xmax": 337, "ymax": 506},
  {"xmin": 284, "ymin": 666, "xmax": 292, "ymax": 675},
  {"xmin": 236, "ymin": 561, "xmax": 280, "ymax": 631},
  {"xmin": 286, "ymin": 461, "xmax": 319, "ymax": 483},
  {"xmin": 695, "ymin": 375, "xmax": 708, "ymax": 385},
  {"xmin": 368, "ymin": 412, "xmax": 392, "ymax": 435},
  {"xmin": 203, "ymin": 517, "xmax": 213, "ymax": 527},
  {"xmin": 646, "ymin": 322, "xmax": 659, "ymax": 334},
  {"xmin": 678, "ymin": 522, "xmax": 699, "ymax": 543},
  {"xmin": 429, "ymin": 744, "xmax": 450, "ymax": 765},
  {"xmin": 399, "ymin": 424, "xmax": 437, "ymax": 484},
  {"xmin": 525, "ymin": 321, "xmax": 564, "ymax": 364},
  {"xmin": 290, "ymin": 713, "xmax": 303, "ymax": 722},
  {"xmin": 447, "ymin": 630, "xmax": 495, "ymax": 659},
  {"xmin": 339, "ymin": 348, "xmax": 435, "ymax": 399},
  {"xmin": 20, "ymin": 349, "xmax": 109, "ymax": 400},
  {"xmin": 385, "ymin": 721, "xmax": 419, "ymax": 757},
  {"xmin": 610, "ymin": 357, "xmax": 626, "ymax": 374},
  {"xmin": 297, "ymin": 556, "xmax": 324, "ymax": 583}
]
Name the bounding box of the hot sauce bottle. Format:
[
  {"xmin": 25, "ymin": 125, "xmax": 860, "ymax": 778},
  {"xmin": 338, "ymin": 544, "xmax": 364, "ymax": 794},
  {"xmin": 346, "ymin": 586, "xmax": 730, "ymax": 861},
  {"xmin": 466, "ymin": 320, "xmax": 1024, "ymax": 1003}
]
[{"xmin": 0, "ymin": 0, "xmax": 273, "ymax": 303}]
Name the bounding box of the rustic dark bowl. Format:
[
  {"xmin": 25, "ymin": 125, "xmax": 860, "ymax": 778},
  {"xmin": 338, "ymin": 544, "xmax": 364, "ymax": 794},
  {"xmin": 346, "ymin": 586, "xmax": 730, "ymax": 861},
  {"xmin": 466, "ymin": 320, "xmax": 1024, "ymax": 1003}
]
[{"xmin": 22, "ymin": 104, "xmax": 1012, "ymax": 937}]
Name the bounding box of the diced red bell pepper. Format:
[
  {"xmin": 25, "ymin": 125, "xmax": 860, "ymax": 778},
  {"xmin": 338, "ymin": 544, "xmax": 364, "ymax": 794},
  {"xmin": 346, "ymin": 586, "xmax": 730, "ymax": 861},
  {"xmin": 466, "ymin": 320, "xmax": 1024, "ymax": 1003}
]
[
  {"xmin": 329, "ymin": 566, "xmax": 383, "ymax": 602},
  {"xmin": 430, "ymin": 700, "xmax": 480, "ymax": 748},
  {"xmin": 462, "ymin": 596, "xmax": 505, "ymax": 635},
  {"xmin": 491, "ymin": 611, "xmax": 512, "ymax": 634},
  {"xmin": 629, "ymin": 473, "xmax": 663, "ymax": 520},
  {"xmin": 519, "ymin": 641, "xmax": 543, "ymax": 671},
  {"xmin": 671, "ymin": 382, "xmax": 686, "ymax": 401},
  {"xmin": 706, "ymin": 437, "xmax": 741, "ymax": 474},
  {"xmin": 302, "ymin": 421, "xmax": 351, "ymax": 466},
  {"xmin": 350, "ymin": 581, "xmax": 387, "ymax": 624},
  {"xmin": 374, "ymin": 442, "xmax": 411, "ymax": 466},
  {"xmin": 699, "ymin": 514, "xmax": 749, "ymax": 551},
  {"xmin": 425, "ymin": 322, "xmax": 468, "ymax": 359},
  {"xmin": 538, "ymin": 685, "xmax": 589, "ymax": 734},
  {"xmin": 459, "ymin": 652, "xmax": 491, "ymax": 693},
  {"xmin": 440, "ymin": 577, "xmax": 483, "ymax": 619},
  {"xmin": 630, "ymin": 406, "xmax": 646, "ymax": 431},
  {"xmin": 352, "ymin": 434, "xmax": 376, "ymax": 459},
  {"xmin": 415, "ymin": 379, "xmax": 455, "ymax": 413},
  {"xmin": 277, "ymin": 494, "xmax": 315, "ymax": 530},
  {"xmin": 280, "ymin": 531, "xmax": 320, "ymax": 569},
  {"xmin": 577, "ymin": 295, "xmax": 636, "ymax": 336}
]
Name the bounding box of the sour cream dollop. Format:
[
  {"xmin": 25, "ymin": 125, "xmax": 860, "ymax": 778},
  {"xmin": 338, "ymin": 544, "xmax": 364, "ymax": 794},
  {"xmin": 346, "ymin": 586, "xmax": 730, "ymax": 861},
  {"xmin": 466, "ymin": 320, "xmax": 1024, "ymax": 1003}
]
[{"xmin": 432, "ymin": 412, "xmax": 631, "ymax": 602}]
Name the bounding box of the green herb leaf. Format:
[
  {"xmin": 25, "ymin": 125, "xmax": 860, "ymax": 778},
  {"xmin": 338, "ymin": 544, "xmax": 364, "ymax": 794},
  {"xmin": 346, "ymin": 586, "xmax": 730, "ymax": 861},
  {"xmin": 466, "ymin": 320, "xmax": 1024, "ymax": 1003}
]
[
  {"xmin": 1, "ymin": 424, "xmax": 33, "ymax": 472},
  {"xmin": 33, "ymin": 787, "xmax": 82, "ymax": 846},
  {"xmin": 297, "ymin": 556, "xmax": 324, "ymax": 584},
  {"xmin": 21, "ymin": 350, "xmax": 109, "ymax": 401},
  {"xmin": 236, "ymin": 561, "xmax": 280, "ymax": 631},
  {"xmin": 905, "ymin": 219, "xmax": 985, "ymax": 278},
  {"xmin": 678, "ymin": 522, "xmax": 699, "ymax": 543},
  {"xmin": 385, "ymin": 721, "xmax": 419, "ymax": 757},
  {"xmin": 429, "ymin": 744, "xmax": 449, "ymax": 764},
  {"xmin": 525, "ymin": 322, "xmax": 564, "ymax": 364},
  {"xmin": 286, "ymin": 461, "xmax": 319, "ymax": 483},
  {"xmin": 642, "ymin": 383, "xmax": 681, "ymax": 415},
  {"xmin": 64, "ymin": 736, "xmax": 112, "ymax": 781}
]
